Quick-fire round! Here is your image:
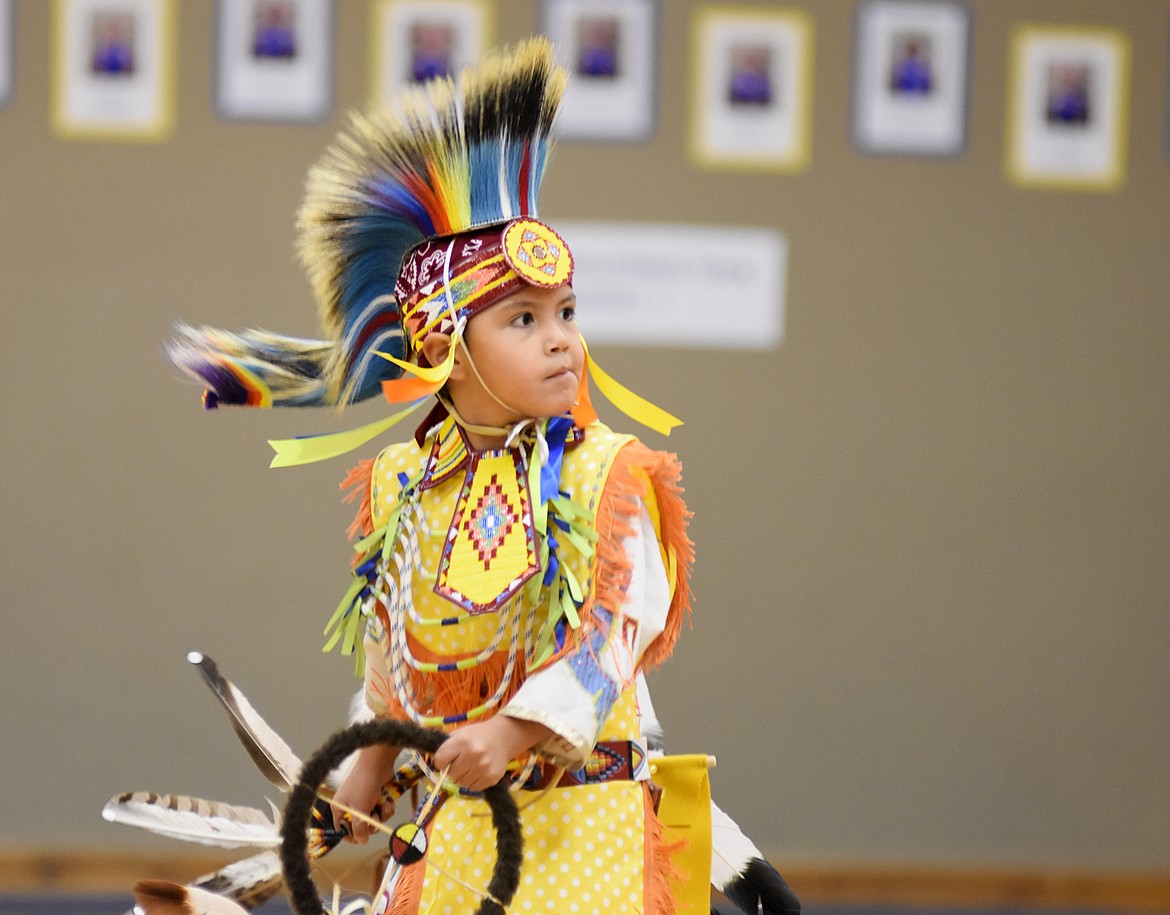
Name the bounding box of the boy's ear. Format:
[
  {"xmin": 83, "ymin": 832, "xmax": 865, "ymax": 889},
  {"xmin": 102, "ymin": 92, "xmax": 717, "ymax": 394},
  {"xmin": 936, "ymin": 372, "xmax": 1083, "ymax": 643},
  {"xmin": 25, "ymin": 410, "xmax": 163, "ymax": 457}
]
[{"xmin": 420, "ymin": 333, "xmax": 466, "ymax": 380}]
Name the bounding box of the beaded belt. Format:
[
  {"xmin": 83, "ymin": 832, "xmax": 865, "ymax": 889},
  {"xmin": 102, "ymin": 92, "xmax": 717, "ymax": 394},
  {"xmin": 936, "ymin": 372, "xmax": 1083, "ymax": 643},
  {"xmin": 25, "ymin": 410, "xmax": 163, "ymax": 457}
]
[{"xmin": 521, "ymin": 739, "xmax": 649, "ymax": 791}]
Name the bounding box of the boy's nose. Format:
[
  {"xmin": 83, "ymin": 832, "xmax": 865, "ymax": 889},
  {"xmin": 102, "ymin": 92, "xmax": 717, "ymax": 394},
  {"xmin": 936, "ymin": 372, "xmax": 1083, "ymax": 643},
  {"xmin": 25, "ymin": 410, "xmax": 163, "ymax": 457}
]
[{"xmin": 547, "ymin": 324, "xmax": 571, "ymax": 350}]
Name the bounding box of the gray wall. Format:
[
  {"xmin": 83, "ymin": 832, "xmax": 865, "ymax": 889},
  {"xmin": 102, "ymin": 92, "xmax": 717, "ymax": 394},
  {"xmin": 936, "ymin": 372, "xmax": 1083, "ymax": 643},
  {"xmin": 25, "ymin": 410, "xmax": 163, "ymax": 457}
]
[{"xmin": 2, "ymin": 0, "xmax": 1167, "ymax": 871}]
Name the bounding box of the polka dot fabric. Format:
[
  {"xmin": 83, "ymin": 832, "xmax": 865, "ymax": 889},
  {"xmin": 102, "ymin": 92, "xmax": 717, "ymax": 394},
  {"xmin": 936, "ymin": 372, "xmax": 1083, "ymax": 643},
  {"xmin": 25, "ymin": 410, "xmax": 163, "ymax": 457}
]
[
  {"xmin": 417, "ymin": 781, "xmax": 649, "ymax": 914},
  {"xmin": 358, "ymin": 422, "xmax": 683, "ymax": 913}
]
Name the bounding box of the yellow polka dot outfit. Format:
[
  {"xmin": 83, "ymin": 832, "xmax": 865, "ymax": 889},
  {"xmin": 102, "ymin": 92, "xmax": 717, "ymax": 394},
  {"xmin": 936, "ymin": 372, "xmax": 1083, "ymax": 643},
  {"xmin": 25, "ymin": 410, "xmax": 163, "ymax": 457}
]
[{"xmin": 351, "ymin": 416, "xmax": 692, "ymax": 914}]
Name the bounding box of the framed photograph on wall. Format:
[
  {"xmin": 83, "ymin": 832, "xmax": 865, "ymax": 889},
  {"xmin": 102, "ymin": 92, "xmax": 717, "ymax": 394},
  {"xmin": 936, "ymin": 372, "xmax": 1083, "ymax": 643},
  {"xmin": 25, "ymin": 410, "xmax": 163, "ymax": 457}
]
[
  {"xmin": 852, "ymin": 0, "xmax": 970, "ymax": 156},
  {"xmin": 0, "ymin": 0, "xmax": 13, "ymax": 109},
  {"xmin": 51, "ymin": 0, "xmax": 175, "ymax": 140},
  {"xmin": 690, "ymin": 6, "xmax": 814, "ymax": 172},
  {"xmin": 370, "ymin": 0, "xmax": 490, "ymax": 106},
  {"xmin": 1005, "ymin": 24, "xmax": 1130, "ymax": 191},
  {"xmin": 540, "ymin": 0, "xmax": 657, "ymax": 142},
  {"xmin": 214, "ymin": 0, "xmax": 334, "ymax": 122}
]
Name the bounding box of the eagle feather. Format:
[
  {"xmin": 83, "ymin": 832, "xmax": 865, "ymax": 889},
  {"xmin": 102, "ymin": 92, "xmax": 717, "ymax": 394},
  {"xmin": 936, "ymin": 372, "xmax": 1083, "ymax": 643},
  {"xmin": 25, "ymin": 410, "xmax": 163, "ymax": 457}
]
[{"xmin": 101, "ymin": 792, "xmax": 280, "ymax": 849}]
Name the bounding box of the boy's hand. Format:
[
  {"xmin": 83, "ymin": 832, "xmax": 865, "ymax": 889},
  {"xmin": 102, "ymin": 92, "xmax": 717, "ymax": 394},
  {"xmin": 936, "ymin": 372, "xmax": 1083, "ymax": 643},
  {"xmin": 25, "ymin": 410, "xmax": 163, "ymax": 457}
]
[
  {"xmin": 432, "ymin": 716, "xmax": 554, "ymax": 792},
  {"xmin": 329, "ymin": 743, "xmax": 400, "ymax": 845}
]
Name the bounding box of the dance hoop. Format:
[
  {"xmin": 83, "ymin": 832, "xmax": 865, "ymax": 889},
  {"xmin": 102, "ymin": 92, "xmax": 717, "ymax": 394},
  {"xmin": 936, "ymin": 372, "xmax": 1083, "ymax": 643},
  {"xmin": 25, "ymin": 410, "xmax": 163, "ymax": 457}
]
[{"xmin": 280, "ymin": 720, "xmax": 523, "ymax": 915}]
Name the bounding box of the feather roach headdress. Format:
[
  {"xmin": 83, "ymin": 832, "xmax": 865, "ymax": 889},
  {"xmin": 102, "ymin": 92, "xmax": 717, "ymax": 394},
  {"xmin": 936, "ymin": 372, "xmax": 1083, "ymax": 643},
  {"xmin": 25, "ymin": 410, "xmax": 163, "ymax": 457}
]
[
  {"xmin": 169, "ymin": 36, "xmax": 679, "ymax": 467},
  {"xmin": 171, "ymin": 37, "xmax": 565, "ymax": 411}
]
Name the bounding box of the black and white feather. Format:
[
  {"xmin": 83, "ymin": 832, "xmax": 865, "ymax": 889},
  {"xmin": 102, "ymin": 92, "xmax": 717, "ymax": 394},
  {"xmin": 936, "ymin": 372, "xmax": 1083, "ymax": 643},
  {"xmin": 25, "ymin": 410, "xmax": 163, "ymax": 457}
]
[
  {"xmin": 110, "ymin": 655, "xmax": 799, "ymax": 913},
  {"xmin": 187, "ymin": 651, "xmax": 302, "ymax": 791}
]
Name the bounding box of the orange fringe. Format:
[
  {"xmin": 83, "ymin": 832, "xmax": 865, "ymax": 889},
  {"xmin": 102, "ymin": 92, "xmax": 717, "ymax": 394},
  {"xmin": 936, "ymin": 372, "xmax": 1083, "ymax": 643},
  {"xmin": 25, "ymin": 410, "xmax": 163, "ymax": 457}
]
[
  {"xmin": 367, "ymin": 643, "xmax": 520, "ymax": 725},
  {"xmin": 618, "ymin": 442, "xmax": 694, "ymax": 672},
  {"xmin": 542, "ymin": 439, "xmax": 694, "ymax": 673},
  {"xmin": 644, "ymin": 782, "xmax": 686, "ymax": 915},
  {"xmin": 384, "ymin": 839, "xmax": 427, "ymax": 915},
  {"xmin": 340, "ymin": 457, "xmax": 376, "ymax": 544}
]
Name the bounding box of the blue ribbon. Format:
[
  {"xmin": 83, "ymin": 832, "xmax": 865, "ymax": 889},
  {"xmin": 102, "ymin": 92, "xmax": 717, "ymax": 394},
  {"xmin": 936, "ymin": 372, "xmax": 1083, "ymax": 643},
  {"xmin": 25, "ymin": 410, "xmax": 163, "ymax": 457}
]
[{"xmin": 539, "ymin": 416, "xmax": 573, "ymax": 504}]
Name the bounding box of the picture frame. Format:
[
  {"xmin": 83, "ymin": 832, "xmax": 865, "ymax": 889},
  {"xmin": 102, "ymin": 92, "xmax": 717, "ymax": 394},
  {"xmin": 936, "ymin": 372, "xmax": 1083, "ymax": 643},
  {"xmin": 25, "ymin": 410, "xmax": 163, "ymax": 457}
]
[
  {"xmin": 214, "ymin": 0, "xmax": 334, "ymax": 122},
  {"xmin": 851, "ymin": 0, "xmax": 970, "ymax": 157},
  {"xmin": 370, "ymin": 0, "xmax": 491, "ymax": 107},
  {"xmin": 1005, "ymin": 24, "xmax": 1130, "ymax": 191},
  {"xmin": 690, "ymin": 6, "xmax": 814, "ymax": 172},
  {"xmin": 540, "ymin": 0, "xmax": 657, "ymax": 143},
  {"xmin": 560, "ymin": 221, "xmax": 787, "ymax": 349},
  {"xmin": 0, "ymin": 0, "xmax": 13, "ymax": 109},
  {"xmin": 51, "ymin": 0, "xmax": 175, "ymax": 141}
]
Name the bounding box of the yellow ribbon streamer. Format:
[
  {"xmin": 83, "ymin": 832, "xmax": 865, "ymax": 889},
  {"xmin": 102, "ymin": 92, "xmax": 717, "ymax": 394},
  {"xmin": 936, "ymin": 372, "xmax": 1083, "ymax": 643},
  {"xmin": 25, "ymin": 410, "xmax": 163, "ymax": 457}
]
[
  {"xmin": 268, "ymin": 400, "xmax": 426, "ymax": 468},
  {"xmin": 582, "ymin": 337, "xmax": 682, "ymax": 436},
  {"xmin": 375, "ymin": 343, "xmax": 457, "ymax": 404},
  {"xmin": 267, "ymin": 333, "xmax": 681, "ymax": 468}
]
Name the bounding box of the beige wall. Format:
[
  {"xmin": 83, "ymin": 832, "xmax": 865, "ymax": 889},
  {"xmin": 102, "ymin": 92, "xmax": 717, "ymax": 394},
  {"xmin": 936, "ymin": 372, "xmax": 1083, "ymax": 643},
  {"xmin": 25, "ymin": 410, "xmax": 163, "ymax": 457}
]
[{"xmin": 2, "ymin": 0, "xmax": 1167, "ymax": 872}]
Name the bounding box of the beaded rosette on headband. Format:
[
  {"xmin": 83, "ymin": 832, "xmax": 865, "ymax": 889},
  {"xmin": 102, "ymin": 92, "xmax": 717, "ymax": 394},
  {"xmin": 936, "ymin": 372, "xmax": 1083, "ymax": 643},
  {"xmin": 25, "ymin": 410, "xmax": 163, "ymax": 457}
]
[
  {"xmin": 398, "ymin": 219, "xmax": 574, "ymax": 354},
  {"xmin": 166, "ymin": 36, "xmax": 679, "ymax": 467}
]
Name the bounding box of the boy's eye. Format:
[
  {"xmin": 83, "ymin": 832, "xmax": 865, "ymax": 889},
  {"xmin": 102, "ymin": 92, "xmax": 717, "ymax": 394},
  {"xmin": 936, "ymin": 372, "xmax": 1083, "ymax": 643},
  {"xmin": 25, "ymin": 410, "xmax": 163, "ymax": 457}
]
[
  {"xmin": 560, "ymin": 306, "xmax": 576, "ymax": 321},
  {"xmin": 512, "ymin": 312, "xmax": 534, "ymax": 326}
]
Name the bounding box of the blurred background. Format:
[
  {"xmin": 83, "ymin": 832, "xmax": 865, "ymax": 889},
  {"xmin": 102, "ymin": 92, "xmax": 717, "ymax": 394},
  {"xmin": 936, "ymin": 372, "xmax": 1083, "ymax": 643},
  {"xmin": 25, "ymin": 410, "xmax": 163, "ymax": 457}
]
[{"xmin": 1, "ymin": 0, "xmax": 1167, "ymax": 910}]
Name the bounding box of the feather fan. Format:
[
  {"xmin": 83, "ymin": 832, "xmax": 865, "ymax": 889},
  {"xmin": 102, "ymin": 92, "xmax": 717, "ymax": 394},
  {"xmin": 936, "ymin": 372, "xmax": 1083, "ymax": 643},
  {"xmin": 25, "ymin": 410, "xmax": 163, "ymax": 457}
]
[
  {"xmin": 102, "ymin": 792, "xmax": 280, "ymax": 849},
  {"xmin": 133, "ymin": 879, "xmax": 252, "ymax": 915},
  {"xmin": 188, "ymin": 651, "xmax": 302, "ymax": 791}
]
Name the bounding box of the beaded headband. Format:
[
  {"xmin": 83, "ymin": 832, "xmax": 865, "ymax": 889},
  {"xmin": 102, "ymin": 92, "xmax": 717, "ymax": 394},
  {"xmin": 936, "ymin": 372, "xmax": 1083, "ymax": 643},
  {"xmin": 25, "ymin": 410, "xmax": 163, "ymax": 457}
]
[{"xmin": 396, "ymin": 218, "xmax": 574, "ymax": 356}]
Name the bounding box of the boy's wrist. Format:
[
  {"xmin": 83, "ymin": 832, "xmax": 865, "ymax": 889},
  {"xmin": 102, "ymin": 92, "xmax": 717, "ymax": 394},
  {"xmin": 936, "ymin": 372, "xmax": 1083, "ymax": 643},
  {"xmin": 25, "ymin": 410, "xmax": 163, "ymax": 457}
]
[{"xmin": 492, "ymin": 713, "xmax": 555, "ymax": 758}]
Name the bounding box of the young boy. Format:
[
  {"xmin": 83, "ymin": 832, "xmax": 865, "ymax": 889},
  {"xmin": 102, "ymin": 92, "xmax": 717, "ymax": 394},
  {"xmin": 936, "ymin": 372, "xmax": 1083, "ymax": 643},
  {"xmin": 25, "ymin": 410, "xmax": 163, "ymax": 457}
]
[
  {"xmin": 170, "ymin": 38, "xmax": 695, "ymax": 914},
  {"xmin": 330, "ymin": 218, "xmax": 691, "ymax": 914}
]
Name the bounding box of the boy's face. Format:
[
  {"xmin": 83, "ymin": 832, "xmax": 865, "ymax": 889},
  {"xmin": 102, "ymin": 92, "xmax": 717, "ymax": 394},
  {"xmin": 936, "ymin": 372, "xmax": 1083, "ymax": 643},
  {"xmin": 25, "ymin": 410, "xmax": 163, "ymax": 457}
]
[{"xmin": 453, "ymin": 283, "xmax": 584, "ymax": 429}]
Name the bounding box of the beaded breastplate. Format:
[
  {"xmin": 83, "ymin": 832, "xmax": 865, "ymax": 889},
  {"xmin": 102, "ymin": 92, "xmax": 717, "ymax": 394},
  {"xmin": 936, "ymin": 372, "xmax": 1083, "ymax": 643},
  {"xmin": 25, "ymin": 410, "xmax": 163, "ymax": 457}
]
[{"xmin": 328, "ymin": 416, "xmax": 632, "ymax": 728}]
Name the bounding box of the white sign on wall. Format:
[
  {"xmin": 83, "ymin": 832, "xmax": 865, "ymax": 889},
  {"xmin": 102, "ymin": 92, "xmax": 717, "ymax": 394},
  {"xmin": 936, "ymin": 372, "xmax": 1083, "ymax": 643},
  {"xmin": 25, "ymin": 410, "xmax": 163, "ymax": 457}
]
[{"xmin": 555, "ymin": 222, "xmax": 786, "ymax": 349}]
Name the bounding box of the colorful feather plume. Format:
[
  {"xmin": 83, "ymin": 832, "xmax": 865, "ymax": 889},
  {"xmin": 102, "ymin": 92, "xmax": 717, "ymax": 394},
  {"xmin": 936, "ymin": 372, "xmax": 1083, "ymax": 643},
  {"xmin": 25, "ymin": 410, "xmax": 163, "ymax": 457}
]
[
  {"xmin": 101, "ymin": 792, "xmax": 281, "ymax": 849},
  {"xmin": 133, "ymin": 879, "xmax": 252, "ymax": 915},
  {"xmin": 169, "ymin": 36, "xmax": 567, "ymax": 411},
  {"xmin": 187, "ymin": 650, "xmax": 302, "ymax": 791},
  {"xmin": 166, "ymin": 326, "xmax": 333, "ymax": 409}
]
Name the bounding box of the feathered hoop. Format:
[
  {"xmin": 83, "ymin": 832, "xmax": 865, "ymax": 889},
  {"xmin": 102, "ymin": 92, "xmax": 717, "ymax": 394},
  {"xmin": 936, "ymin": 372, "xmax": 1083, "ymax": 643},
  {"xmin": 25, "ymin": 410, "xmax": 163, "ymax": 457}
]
[
  {"xmin": 280, "ymin": 719, "xmax": 523, "ymax": 915},
  {"xmin": 168, "ymin": 37, "xmax": 566, "ymax": 412}
]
